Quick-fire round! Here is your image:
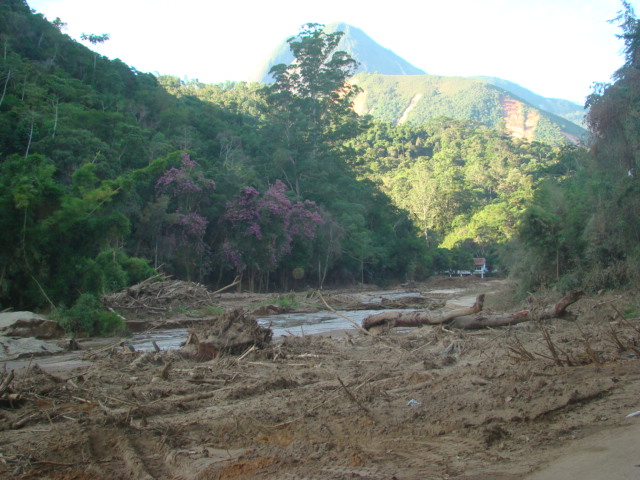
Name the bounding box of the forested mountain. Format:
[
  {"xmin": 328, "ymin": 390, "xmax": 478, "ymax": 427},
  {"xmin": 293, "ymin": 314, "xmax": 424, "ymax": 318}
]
[
  {"xmin": 252, "ymin": 22, "xmax": 426, "ymax": 84},
  {"xmin": 255, "ymin": 23, "xmax": 586, "ymax": 144},
  {"xmin": 352, "ymin": 74, "xmax": 586, "ymax": 144},
  {"xmin": 4, "ymin": 1, "xmax": 629, "ymax": 334}
]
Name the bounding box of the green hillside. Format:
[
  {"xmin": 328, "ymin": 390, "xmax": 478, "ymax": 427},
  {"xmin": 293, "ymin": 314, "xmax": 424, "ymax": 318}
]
[{"xmin": 352, "ymin": 73, "xmax": 587, "ymax": 144}]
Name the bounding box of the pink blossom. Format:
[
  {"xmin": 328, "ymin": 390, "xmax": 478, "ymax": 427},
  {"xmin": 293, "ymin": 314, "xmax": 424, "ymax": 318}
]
[{"xmin": 221, "ymin": 181, "xmax": 324, "ymax": 273}]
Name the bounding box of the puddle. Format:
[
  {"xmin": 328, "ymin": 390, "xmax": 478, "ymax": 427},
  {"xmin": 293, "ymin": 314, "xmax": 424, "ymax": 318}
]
[
  {"xmin": 127, "ymin": 307, "xmax": 411, "ymax": 351},
  {"xmin": 128, "ymin": 290, "xmax": 431, "ymax": 347},
  {"xmin": 130, "ymin": 328, "xmax": 189, "ymax": 352},
  {"xmin": 2, "ymin": 352, "xmax": 94, "ymax": 374},
  {"xmin": 257, "ymin": 309, "xmax": 407, "ymax": 337}
]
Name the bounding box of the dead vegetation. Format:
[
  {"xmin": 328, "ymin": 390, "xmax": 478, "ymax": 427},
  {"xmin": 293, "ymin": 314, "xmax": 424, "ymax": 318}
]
[
  {"xmin": 182, "ymin": 308, "xmax": 273, "ymax": 360},
  {"xmin": 102, "ymin": 274, "xmax": 219, "ymax": 316},
  {"xmin": 0, "ymin": 280, "xmax": 639, "ymax": 479}
]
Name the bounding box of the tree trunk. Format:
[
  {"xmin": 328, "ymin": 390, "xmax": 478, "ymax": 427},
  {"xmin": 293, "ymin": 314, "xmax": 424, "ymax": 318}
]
[
  {"xmin": 0, "ymin": 69, "xmax": 11, "ymax": 109},
  {"xmin": 24, "ymin": 116, "xmax": 34, "ymax": 158},
  {"xmin": 362, "ymin": 291, "xmax": 582, "ymax": 331},
  {"xmin": 363, "ymin": 294, "xmax": 485, "ymax": 330},
  {"xmin": 51, "ymin": 95, "xmax": 59, "ymax": 137}
]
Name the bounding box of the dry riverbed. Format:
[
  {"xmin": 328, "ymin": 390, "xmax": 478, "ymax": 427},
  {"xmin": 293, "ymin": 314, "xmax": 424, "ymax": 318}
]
[{"xmin": 0, "ymin": 277, "xmax": 639, "ymax": 479}]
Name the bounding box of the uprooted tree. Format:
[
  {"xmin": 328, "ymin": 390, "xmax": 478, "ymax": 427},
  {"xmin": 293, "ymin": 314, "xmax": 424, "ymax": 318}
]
[{"xmin": 362, "ymin": 291, "xmax": 583, "ymax": 331}]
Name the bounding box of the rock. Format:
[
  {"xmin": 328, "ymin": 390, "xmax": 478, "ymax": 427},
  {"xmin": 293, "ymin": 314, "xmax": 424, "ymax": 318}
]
[
  {"xmin": 0, "ymin": 311, "xmax": 65, "ymax": 339},
  {"xmin": 0, "ymin": 336, "xmax": 64, "ymax": 360}
]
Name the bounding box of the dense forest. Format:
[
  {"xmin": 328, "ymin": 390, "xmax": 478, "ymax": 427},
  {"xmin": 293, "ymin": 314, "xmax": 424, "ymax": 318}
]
[
  {"xmin": 510, "ymin": 1, "xmax": 640, "ymax": 295},
  {"xmin": 1, "ymin": 0, "xmax": 638, "ymax": 335}
]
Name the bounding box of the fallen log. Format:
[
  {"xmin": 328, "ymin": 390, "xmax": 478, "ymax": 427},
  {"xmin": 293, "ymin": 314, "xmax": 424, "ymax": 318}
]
[
  {"xmin": 363, "ymin": 294, "xmax": 485, "ymax": 330},
  {"xmin": 362, "ymin": 291, "xmax": 582, "ymax": 331}
]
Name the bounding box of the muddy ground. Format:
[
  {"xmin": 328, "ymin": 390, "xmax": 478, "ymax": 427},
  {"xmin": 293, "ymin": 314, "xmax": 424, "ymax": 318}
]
[{"xmin": 0, "ymin": 277, "xmax": 639, "ymax": 479}]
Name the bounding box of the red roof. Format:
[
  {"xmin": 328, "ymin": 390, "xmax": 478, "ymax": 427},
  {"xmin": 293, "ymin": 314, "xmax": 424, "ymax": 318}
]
[{"xmin": 473, "ymin": 258, "xmax": 486, "ymax": 266}]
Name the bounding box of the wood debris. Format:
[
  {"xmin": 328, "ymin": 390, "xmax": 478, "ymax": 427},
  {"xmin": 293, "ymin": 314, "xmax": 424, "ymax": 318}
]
[{"xmin": 102, "ymin": 274, "xmax": 218, "ymax": 316}]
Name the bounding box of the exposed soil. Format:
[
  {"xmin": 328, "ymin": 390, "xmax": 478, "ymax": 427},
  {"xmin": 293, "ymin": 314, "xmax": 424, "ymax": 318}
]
[
  {"xmin": 500, "ymin": 97, "xmax": 539, "ymax": 141},
  {"xmin": 1, "ymin": 277, "xmax": 639, "ymax": 479}
]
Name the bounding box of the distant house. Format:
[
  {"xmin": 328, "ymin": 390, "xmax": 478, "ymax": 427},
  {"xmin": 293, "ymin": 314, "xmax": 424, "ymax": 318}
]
[{"xmin": 473, "ymin": 258, "xmax": 488, "ymax": 277}]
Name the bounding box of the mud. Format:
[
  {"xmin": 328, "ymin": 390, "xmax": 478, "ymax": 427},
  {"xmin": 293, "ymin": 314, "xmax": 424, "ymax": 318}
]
[{"xmin": 0, "ymin": 277, "xmax": 639, "ymax": 479}]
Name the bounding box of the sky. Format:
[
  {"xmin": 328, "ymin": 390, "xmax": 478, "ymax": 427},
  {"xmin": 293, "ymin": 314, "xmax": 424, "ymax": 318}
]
[{"xmin": 26, "ymin": 0, "xmax": 639, "ymax": 105}]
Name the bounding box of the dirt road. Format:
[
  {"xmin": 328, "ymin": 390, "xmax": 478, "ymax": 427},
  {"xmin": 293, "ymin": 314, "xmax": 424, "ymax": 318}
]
[{"xmin": 0, "ymin": 277, "xmax": 638, "ymax": 479}]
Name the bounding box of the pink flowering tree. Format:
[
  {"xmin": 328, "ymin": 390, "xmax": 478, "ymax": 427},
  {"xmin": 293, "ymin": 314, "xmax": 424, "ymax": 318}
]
[
  {"xmin": 155, "ymin": 152, "xmax": 215, "ymax": 280},
  {"xmin": 221, "ymin": 180, "xmax": 323, "ymax": 290}
]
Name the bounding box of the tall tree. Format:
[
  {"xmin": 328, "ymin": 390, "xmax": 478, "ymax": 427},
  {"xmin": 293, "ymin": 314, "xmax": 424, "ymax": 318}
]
[
  {"xmin": 580, "ymin": 1, "xmax": 640, "ymax": 286},
  {"xmin": 80, "ymin": 32, "xmax": 110, "ymax": 72},
  {"xmin": 220, "ymin": 180, "xmax": 323, "ymax": 291},
  {"xmin": 153, "ymin": 152, "xmax": 216, "ymax": 281},
  {"xmin": 265, "ymin": 23, "xmax": 362, "ymax": 199}
]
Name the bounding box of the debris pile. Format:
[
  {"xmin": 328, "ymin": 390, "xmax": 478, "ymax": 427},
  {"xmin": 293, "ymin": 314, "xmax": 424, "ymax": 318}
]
[
  {"xmin": 102, "ymin": 275, "xmax": 217, "ymax": 317},
  {"xmin": 182, "ymin": 308, "xmax": 272, "ymax": 360},
  {"xmin": 0, "ymin": 281, "xmax": 639, "ymax": 479},
  {"xmin": 379, "ymin": 296, "xmax": 445, "ymax": 309}
]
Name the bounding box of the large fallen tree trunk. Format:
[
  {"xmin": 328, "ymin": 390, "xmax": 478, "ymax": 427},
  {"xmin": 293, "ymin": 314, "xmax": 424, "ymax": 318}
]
[
  {"xmin": 363, "ymin": 294, "xmax": 485, "ymax": 330},
  {"xmin": 362, "ymin": 291, "xmax": 582, "ymax": 331}
]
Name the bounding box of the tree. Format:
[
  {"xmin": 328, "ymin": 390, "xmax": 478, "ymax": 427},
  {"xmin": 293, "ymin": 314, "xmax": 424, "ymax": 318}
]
[
  {"xmin": 80, "ymin": 33, "xmax": 110, "ymax": 46},
  {"xmin": 575, "ymin": 1, "xmax": 640, "ymax": 289},
  {"xmin": 80, "ymin": 32, "xmax": 110, "ymax": 74},
  {"xmin": 265, "ymin": 23, "xmax": 362, "ymax": 199},
  {"xmin": 0, "ymin": 6, "xmax": 436, "ymax": 300},
  {"xmin": 0, "ymin": 154, "xmax": 60, "ymax": 308},
  {"xmin": 153, "ymin": 152, "xmax": 215, "ymax": 281},
  {"xmin": 52, "ymin": 17, "xmax": 67, "ymax": 32},
  {"xmin": 586, "ymin": 1, "xmax": 640, "ymax": 176},
  {"xmin": 220, "ymin": 180, "xmax": 323, "ymax": 291}
]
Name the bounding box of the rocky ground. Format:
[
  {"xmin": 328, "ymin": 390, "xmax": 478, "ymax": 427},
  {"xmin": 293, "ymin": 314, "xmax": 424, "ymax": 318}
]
[{"xmin": 0, "ymin": 277, "xmax": 639, "ymax": 479}]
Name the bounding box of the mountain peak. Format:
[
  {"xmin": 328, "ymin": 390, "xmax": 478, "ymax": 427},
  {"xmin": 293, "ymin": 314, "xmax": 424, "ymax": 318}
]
[{"xmin": 251, "ymin": 23, "xmax": 426, "ymax": 84}]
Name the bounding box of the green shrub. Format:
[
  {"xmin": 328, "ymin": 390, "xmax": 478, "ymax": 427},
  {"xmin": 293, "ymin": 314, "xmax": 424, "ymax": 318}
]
[
  {"xmin": 274, "ymin": 292, "xmax": 299, "ymax": 309},
  {"xmin": 96, "ymin": 310, "xmax": 127, "ymax": 336},
  {"xmin": 123, "ymin": 256, "xmax": 155, "ymax": 285},
  {"xmin": 54, "ymin": 293, "xmax": 126, "ymax": 337},
  {"xmin": 95, "ymin": 250, "xmax": 129, "ymax": 293},
  {"xmin": 80, "ymin": 250, "xmax": 155, "ymax": 296}
]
